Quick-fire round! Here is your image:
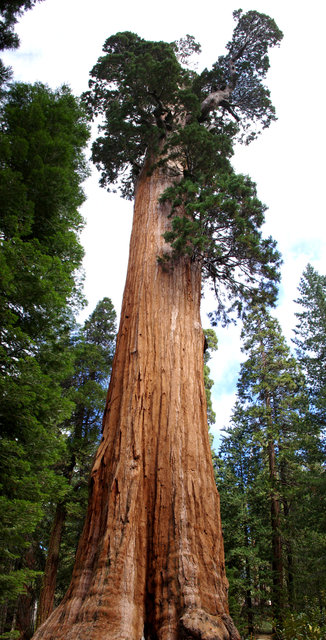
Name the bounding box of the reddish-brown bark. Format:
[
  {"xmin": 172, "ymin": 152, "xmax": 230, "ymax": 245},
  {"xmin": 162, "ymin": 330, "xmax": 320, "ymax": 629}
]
[{"xmin": 32, "ymin": 162, "xmax": 239, "ymax": 640}]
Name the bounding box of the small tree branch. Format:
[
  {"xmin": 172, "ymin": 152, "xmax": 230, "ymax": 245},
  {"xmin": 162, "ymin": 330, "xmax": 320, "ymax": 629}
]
[{"xmin": 199, "ymin": 58, "xmax": 238, "ymax": 121}]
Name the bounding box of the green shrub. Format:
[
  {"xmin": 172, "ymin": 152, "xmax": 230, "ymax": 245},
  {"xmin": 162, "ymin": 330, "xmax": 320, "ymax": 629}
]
[{"xmin": 279, "ymin": 609, "xmax": 325, "ymax": 640}]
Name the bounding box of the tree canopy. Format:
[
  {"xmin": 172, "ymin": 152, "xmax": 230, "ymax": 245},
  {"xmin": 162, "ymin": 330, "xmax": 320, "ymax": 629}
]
[{"xmin": 83, "ymin": 11, "xmax": 283, "ymax": 323}]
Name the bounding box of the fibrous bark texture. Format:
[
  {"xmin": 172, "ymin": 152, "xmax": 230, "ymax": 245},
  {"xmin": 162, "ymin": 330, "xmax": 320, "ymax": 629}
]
[{"xmin": 33, "ymin": 162, "xmax": 239, "ymax": 640}]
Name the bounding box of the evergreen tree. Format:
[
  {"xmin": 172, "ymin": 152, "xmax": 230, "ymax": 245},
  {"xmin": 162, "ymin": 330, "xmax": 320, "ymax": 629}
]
[
  {"xmin": 37, "ymin": 298, "xmax": 117, "ymax": 628},
  {"xmin": 293, "ymin": 264, "xmax": 326, "ymax": 427},
  {"xmin": 0, "ymin": 81, "xmax": 89, "ymax": 361},
  {"xmin": 0, "ymin": 0, "xmax": 44, "ymax": 49},
  {"xmin": 218, "ymin": 308, "xmax": 310, "ymax": 636},
  {"xmin": 291, "ymin": 264, "xmax": 326, "ymax": 614},
  {"xmin": 215, "ymin": 404, "xmax": 271, "ymax": 637},
  {"xmin": 0, "ymin": 82, "xmax": 89, "ymax": 630},
  {"xmin": 35, "ymin": 13, "xmax": 282, "ymax": 640}
]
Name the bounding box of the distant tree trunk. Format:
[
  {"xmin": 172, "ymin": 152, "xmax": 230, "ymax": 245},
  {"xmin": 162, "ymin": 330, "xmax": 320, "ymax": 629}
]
[
  {"xmin": 17, "ymin": 589, "xmax": 36, "ymax": 640},
  {"xmin": 0, "ymin": 601, "xmax": 8, "ymax": 635},
  {"xmin": 36, "ymin": 501, "xmax": 67, "ymax": 628},
  {"xmin": 260, "ymin": 345, "xmax": 283, "ymax": 630},
  {"xmin": 14, "ymin": 546, "xmax": 38, "ymax": 640},
  {"xmin": 244, "ymin": 524, "xmax": 254, "ymax": 637},
  {"xmin": 279, "ymin": 456, "xmax": 294, "ymax": 609},
  {"xmin": 267, "ymin": 437, "xmax": 283, "ymax": 622},
  {"xmin": 32, "ymin": 160, "xmax": 239, "ymax": 640},
  {"xmin": 283, "ymin": 498, "xmax": 294, "ymax": 609},
  {"xmin": 239, "ymin": 453, "xmax": 254, "ymax": 636}
]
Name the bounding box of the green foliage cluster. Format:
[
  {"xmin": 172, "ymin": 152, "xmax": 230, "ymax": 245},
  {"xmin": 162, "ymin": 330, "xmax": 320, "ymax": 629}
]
[
  {"xmin": 279, "ymin": 596, "xmax": 326, "ymax": 640},
  {"xmin": 0, "ymin": 0, "xmax": 43, "ymax": 49},
  {"xmin": 0, "ymin": 81, "xmax": 90, "ymax": 630},
  {"xmin": 83, "ymin": 30, "xmax": 190, "ymax": 198},
  {"xmin": 215, "ymin": 406, "xmax": 273, "ymax": 636},
  {"xmin": 0, "ymin": 82, "xmax": 89, "ymax": 356},
  {"xmin": 83, "ymin": 12, "xmax": 283, "ymax": 322},
  {"xmin": 160, "ymin": 173, "xmax": 280, "ymax": 325},
  {"xmin": 0, "ymin": 297, "xmax": 117, "ymax": 637},
  {"xmin": 195, "ymin": 9, "xmax": 283, "ymax": 141}
]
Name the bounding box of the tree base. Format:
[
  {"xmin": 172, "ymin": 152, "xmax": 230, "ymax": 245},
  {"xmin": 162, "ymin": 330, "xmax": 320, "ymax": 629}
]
[{"xmin": 179, "ymin": 609, "xmax": 240, "ymax": 640}]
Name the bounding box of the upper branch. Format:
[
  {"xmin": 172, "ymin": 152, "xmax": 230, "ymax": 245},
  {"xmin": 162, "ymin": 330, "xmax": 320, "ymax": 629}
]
[{"xmin": 199, "ymin": 58, "xmax": 238, "ymax": 122}]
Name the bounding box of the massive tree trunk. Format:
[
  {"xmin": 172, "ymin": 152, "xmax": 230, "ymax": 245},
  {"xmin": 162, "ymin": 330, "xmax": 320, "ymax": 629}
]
[{"xmin": 32, "ymin": 160, "xmax": 239, "ymax": 640}]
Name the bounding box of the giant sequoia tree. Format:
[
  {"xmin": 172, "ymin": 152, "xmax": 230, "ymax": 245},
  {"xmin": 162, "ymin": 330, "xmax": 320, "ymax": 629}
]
[{"xmin": 33, "ymin": 11, "xmax": 282, "ymax": 640}]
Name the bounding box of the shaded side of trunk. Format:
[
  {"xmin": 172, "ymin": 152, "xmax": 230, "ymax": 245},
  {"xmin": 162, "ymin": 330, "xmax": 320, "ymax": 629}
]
[
  {"xmin": 32, "ymin": 162, "xmax": 239, "ymax": 640},
  {"xmin": 36, "ymin": 502, "xmax": 67, "ymax": 627}
]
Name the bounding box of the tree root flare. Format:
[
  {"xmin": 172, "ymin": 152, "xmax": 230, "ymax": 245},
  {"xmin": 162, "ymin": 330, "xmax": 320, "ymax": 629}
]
[{"xmin": 179, "ymin": 609, "xmax": 240, "ymax": 640}]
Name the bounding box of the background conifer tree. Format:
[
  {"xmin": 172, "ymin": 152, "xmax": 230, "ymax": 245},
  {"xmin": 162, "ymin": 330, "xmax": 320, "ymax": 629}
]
[
  {"xmin": 0, "ymin": 81, "xmax": 89, "ymax": 636},
  {"xmin": 291, "ymin": 265, "xmax": 326, "ymax": 617},
  {"xmin": 293, "ymin": 264, "xmax": 326, "ymax": 429},
  {"xmin": 37, "ymin": 298, "xmax": 117, "ymax": 629},
  {"xmin": 217, "ymin": 308, "xmax": 313, "ymax": 635}
]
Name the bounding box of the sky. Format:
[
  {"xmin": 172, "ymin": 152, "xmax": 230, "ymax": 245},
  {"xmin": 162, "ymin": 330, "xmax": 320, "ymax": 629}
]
[{"xmin": 3, "ymin": 0, "xmax": 326, "ymax": 446}]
